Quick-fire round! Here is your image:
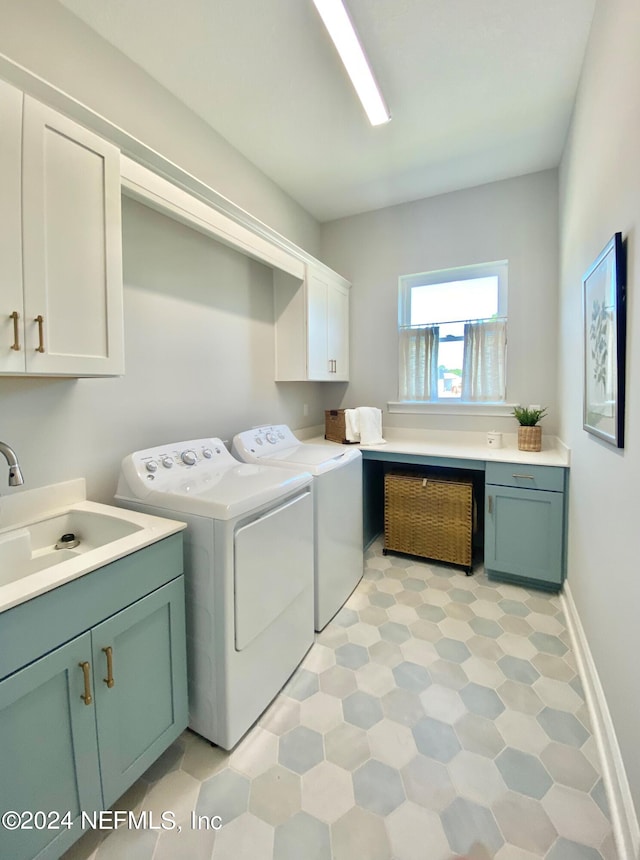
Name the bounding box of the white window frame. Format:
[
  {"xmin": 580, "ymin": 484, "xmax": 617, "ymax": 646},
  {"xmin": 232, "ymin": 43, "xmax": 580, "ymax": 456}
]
[{"xmin": 392, "ymin": 260, "xmax": 512, "ymax": 414}]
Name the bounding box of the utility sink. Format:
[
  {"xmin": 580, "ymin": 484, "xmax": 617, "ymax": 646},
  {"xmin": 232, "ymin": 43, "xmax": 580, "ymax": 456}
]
[
  {"xmin": 0, "ymin": 509, "xmax": 144, "ymax": 587},
  {"xmin": 0, "ymin": 479, "xmax": 186, "ymax": 613}
]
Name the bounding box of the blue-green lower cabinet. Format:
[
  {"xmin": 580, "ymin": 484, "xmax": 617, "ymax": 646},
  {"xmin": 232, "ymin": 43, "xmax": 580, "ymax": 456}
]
[
  {"xmin": 92, "ymin": 578, "xmax": 188, "ymax": 808},
  {"xmin": 0, "ymin": 575, "xmax": 187, "ymax": 860},
  {"xmin": 0, "ymin": 632, "xmax": 103, "ymax": 860},
  {"xmin": 484, "ymin": 463, "xmax": 567, "ymax": 591}
]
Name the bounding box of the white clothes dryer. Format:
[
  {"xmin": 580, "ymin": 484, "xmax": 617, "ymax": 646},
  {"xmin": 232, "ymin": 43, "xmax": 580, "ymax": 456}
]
[
  {"xmin": 116, "ymin": 438, "xmax": 314, "ymax": 750},
  {"xmin": 232, "ymin": 425, "xmax": 363, "ymax": 631}
]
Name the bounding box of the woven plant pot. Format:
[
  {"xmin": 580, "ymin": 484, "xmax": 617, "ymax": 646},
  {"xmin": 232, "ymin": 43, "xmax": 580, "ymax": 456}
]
[{"xmin": 518, "ymin": 425, "xmax": 542, "ymax": 452}]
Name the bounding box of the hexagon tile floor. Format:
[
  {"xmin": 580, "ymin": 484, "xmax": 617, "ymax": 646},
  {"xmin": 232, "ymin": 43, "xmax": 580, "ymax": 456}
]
[{"xmin": 64, "ymin": 540, "xmax": 618, "ymax": 860}]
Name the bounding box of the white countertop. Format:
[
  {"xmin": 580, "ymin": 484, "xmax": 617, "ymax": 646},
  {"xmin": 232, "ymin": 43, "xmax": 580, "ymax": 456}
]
[
  {"xmin": 0, "ymin": 479, "xmax": 186, "ymax": 614},
  {"xmin": 306, "ymin": 428, "xmax": 570, "ymax": 468}
]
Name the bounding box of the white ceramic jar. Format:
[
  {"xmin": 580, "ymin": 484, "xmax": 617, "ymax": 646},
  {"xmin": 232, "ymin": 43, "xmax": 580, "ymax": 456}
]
[{"xmin": 487, "ymin": 431, "xmax": 503, "ymax": 448}]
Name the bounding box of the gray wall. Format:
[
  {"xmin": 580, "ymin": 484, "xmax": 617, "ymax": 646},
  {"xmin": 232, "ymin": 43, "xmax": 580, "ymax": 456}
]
[
  {"xmin": 0, "ymin": 200, "xmax": 326, "ymax": 504},
  {"xmin": 0, "ymin": 1, "xmax": 329, "ymax": 507},
  {"xmin": 320, "ymin": 170, "xmax": 560, "ymax": 434},
  {"xmin": 559, "ymin": 0, "xmax": 640, "ymax": 821},
  {"xmin": 0, "ymin": 0, "xmax": 320, "ymax": 255}
]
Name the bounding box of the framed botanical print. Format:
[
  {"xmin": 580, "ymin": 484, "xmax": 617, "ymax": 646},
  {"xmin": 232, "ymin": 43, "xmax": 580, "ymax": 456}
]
[{"xmin": 582, "ymin": 232, "xmax": 626, "ymax": 447}]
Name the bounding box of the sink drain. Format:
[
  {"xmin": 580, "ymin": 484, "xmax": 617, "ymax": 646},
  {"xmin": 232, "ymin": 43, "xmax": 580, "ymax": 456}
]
[{"xmin": 55, "ymin": 532, "xmax": 80, "ymax": 550}]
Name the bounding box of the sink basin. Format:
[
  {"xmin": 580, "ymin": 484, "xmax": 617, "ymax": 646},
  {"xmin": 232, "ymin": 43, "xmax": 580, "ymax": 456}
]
[
  {"xmin": 0, "ymin": 509, "xmax": 144, "ymax": 588},
  {"xmin": 29, "ymin": 508, "xmax": 144, "ymax": 553},
  {"xmin": 0, "ymin": 481, "xmax": 186, "ymax": 615}
]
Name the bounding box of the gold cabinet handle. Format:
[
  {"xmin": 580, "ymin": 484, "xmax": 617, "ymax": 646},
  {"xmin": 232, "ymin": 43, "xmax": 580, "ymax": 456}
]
[
  {"xmin": 79, "ymin": 661, "xmax": 93, "ymax": 705},
  {"xmin": 9, "ymin": 311, "xmax": 20, "ymax": 351},
  {"xmin": 102, "ymin": 646, "xmax": 115, "ymax": 688},
  {"xmin": 488, "ymin": 495, "xmax": 493, "ymax": 515},
  {"xmin": 34, "ymin": 315, "xmax": 45, "ymax": 353}
]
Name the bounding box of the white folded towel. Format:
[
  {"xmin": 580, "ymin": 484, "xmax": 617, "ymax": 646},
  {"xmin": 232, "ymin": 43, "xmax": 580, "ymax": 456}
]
[
  {"xmin": 344, "ymin": 408, "xmax": 360, "ymax": 443},
  {"xmin": 356, "ymin": 406, "xmax": 386, "ymax": 445}
]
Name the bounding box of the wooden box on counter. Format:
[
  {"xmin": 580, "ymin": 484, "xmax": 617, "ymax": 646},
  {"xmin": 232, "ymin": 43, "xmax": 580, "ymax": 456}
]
[{"xmin": 324, "ymin": 409, "xmax": 359, "ymax": 444}]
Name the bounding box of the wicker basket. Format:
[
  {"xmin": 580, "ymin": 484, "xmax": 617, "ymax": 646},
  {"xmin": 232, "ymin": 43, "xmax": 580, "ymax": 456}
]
[
  {"xmin": 324, "ymin": 409, "xmax": 359, "ymax": 444},
  {"xmin": 518, "ymin": 425, "xmax": 542, "ymax": 452},
  {"xmin": 384, "ymin": 471, "xmax": 474, "ymax": 572}
]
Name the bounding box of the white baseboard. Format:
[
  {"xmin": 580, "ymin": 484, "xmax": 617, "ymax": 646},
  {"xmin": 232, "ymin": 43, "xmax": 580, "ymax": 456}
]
[{"xmin": 561, "ymin": 582, "xmax": 640, "ymax": 860}]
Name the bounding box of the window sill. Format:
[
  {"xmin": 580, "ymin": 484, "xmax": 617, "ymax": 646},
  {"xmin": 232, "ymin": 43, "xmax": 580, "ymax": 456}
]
[{"xmin": 388, "ymin": 401, "xmax": 518, "ymax": 417}]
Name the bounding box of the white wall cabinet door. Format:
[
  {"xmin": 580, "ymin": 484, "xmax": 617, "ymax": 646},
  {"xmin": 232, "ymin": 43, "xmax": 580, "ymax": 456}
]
[
  {"xmin": 307, "ymin": 268, "xmax": 331, "ymax": 379},
  {"xmin": 0, "ymin": 85, "xmax": 124, "ymax": 378},
  {"xmin": 0, "ymin": 79, "xmax": 25, "ymax": 374},
  {"xmin": 274, "ymin": 264, "xmax": 350, "ymax": 382},
  {"xmin": 327, "ymin": 279, "xmax": 349, "ymax": 381},
  {"xmin": 21, "ymin": 97, "xmax": 124, "ymax": 376},
  {"xmin": 307, "ymin": 267, "xmax": 349, "ymax": 381}
]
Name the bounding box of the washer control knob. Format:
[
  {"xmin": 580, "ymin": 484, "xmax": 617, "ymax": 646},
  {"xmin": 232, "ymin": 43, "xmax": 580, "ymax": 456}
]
[
  {"xmin": 145, "ymin": 460, "xmax": 158, "ymax": 473},
  {"xmin": 181, "ymin": 450, "xmax": 197, "ymax": 466},
  {"xmin": 161, "ymin": 457, "xmax": 174, "ymax": 469},
  {"xmin": 202, "ymin": 448, "xmax": 213, "ymax": 459},
  {"xmin": 265, "ymin": 432, "xmax": 277, "ymax": 444}
]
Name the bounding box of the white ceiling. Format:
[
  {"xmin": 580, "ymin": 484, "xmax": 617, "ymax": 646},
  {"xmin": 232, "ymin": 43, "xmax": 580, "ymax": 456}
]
[{"xmin": 58, "ymin": 0, "xmax": 596, "ymax": 223}]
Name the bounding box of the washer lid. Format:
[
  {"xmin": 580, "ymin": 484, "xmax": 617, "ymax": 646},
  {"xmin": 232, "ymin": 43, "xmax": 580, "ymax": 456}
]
[
  {"xmin": 232, "ymin": 425, "xmax": 361, "ymax": 475},
  {"xmin": 140, "ymin": 464, "xmax": 312, "ymax": 519},
  {"xmin": 116, "ymin": 437, "xmax": 312, "ymax": 520},
  {"xmin": 266, "ymin": 444, "xmax": 360, "ymax": 473}
]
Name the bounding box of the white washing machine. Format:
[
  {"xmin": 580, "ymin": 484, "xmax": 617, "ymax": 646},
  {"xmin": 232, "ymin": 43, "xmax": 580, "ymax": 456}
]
[
  {"xmin": 232, "ymin": 425, "xmax": 363, "ymax": 631},
  {"xmin": 115, "ymin": 438, "xmax": 314, "ymax": 750}
]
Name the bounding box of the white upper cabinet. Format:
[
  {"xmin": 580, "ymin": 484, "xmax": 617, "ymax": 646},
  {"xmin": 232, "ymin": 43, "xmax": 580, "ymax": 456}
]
[
  {"xmin": 307, "ymin": 269, "xmax": 330, "ymax": 379},
  {"xmin": 0, "ymin": 81, "xmax": 124, "ymax": 376},
  {"xmin": 326, "ymin": 276, "xmax": 349, "ymax": 381},
  {"xmin": 275, "ymin": 264, "xmax": 350, "ymax": 382},
  {"xmin": 0, "ymin": 79, "xmax": 24, "ymax": 375}
]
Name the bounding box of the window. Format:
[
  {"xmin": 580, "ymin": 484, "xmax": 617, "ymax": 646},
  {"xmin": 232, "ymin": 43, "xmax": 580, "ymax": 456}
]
[{"xmin": 398, "ymin": 261, "xmax": 508, "ymax": 403}]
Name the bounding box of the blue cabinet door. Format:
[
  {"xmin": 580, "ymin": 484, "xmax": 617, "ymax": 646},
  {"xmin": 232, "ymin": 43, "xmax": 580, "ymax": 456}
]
[
  {"xmin": 91, "ymin": 578, "xmax": 188, "ymax": 808},
  {"xmin": 485, "ymin": 485, "xmax": 564, "ymax": 587},
  {"xmin": 0, "ymin": 632, "xmax": 102, "ymax": 860}
]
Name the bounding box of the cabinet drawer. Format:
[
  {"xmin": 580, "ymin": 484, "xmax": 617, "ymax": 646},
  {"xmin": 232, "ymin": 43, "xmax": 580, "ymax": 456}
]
[{"xmin": 486, "ymin": 462, "xmax": 565, "ymax": 493}]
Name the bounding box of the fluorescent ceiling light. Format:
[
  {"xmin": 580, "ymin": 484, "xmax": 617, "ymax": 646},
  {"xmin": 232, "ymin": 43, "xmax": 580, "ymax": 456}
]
[{"xmin": 312, "ymin": 0, "xmax": 391, "ymax": 126}]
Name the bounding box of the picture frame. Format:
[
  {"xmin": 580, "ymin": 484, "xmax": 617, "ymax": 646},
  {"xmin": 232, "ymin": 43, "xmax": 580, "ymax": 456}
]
[{"xmin": 582, "ymin": 232, "xmax": 626, "ymax": 447}]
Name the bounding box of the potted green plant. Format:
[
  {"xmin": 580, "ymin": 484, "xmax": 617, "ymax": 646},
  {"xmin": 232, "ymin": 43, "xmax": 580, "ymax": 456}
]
[{"xmin": 512, "ymin": 406, "xmax": 548, "ymax": 452}]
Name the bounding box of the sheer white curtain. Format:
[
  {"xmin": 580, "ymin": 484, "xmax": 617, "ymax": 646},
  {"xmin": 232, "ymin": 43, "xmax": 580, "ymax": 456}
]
[
  {"xmin": 399, "ymin": 326, "xmax": 439, "ymax": 401},
  {"xmin": 461, "ymin": 320, "xmax": 507, "ymax": 401}
]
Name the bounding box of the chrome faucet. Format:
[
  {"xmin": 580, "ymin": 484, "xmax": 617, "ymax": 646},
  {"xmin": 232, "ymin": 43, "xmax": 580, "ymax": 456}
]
[{"xmin": 0, "ymin": 442, "xmax": 24, "ymax": 487}]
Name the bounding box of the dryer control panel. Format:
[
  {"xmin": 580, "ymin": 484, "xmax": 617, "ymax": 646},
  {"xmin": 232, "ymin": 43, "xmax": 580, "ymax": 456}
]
[
  {"xmin": 233, "ymin": 425, "xmax": 299, "ymax": 458},
  {"xmin": 119, "ymin": 438, "xmax": 236, "ymax": 494}
]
